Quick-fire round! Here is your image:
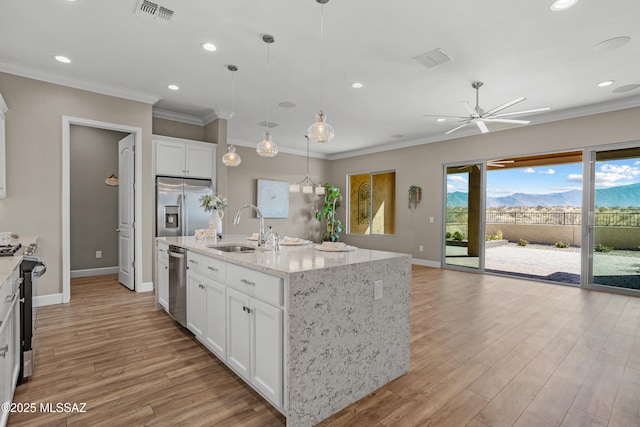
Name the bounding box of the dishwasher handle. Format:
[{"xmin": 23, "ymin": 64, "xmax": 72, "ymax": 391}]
[
  {"xmin": 168, "ymin": 251, "xmax": 185, "ymax": 259},
  {"xmin": 33, "ymin": 263, "xmax": 47, "ymax": 279}
]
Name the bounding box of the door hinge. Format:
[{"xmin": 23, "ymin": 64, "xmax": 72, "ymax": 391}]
[
  {"xmin": 131, "ymin": 260, "xmax": 135, "ymax": 268},
  {"xmin": 132, "ymin": 182, "xmax": 135, "ymax": 190}
]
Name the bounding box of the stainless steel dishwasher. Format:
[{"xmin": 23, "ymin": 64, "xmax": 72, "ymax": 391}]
[{"xmin": 168, "ymin": 245, "xmax": 187, "ymax": 327}]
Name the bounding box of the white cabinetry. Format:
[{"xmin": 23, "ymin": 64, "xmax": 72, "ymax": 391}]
[
  {"xmin": 186, "ymin": 251, "xmax": 227, "ymax": 360},
  {"xmin": 226, "ymin": 264, "xmax": 283, "ymax": 407},
  {"xmin": 157, "ymin": 242, "xmax": 169, "ymax": 310},
  {"xmin": 0, "ymin": 93, "xmax": 8, "ymax": 198},
  {"xmin": 0, "ymin": 266, "xmax": 20, "ymax": 427},
  {"xmin": 154, "ymin": 136, "xmax": 215, "ymax": 179}
]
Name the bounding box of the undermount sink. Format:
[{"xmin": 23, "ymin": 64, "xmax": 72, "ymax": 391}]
[{"xmin": 206, "ymin": 244, "xmax": 256, "ymax": 253}]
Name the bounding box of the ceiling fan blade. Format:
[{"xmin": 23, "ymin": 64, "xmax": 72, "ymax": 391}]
[
  {"xmin": 463, "ymin": 101, "xmax": 479, "ymax": 117},
  {"xmin": 476, "ymin": 120, "xmax": 489, "ymax": 133},
  {"xmin": 445, "ymin": 122, "xmax": 469, "ymax": 135},
  {"xmin": 422, "ymin": 114, "xmax": 469, "ymax": 119},
  {"xmin": 483, "ymin": 97, "xmax": 526, "ymax": 116},
  {"xmin": 490, "ymin": 107, "xmax": 550, "ymax": 118},
  {"xmin": 483, "ymin": 118, "xmax": 530, "ymax": 124}
]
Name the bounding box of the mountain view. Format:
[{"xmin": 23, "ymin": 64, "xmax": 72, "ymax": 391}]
[{"xmin": 448, "ymin": 182, "xmax": 640, "ymax": 208}]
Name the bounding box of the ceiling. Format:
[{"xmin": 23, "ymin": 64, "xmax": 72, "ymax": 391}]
[{"xmin": 1, "ymin": 0, "xmax": 639, "ymax": 159}]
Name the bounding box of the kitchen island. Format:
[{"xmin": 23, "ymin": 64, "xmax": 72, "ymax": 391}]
[{"xmin": 157, "ymin": 235, "xmax": 411, "ymax": 427}]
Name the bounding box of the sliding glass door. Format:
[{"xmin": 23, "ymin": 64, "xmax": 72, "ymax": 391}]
[
  {"xmin": 444, "ymin": 163, "xmax": 484, "ymax": 270},
  {"xmin": 585, "ymin": 145, "xmax": 640, "ymax": 292}
]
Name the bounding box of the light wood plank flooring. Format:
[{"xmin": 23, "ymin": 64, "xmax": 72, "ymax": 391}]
[{"xmin": 9, "ymin": 268, "xmax": 640, "ymax": 426}]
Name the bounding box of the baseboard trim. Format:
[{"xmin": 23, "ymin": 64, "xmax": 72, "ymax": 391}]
[
  {"xmin": 34, "ymin": 293, "xmax": 64, "ymax": 307},
  {"xmin": 137, "ymin": 281, "xmax": 154, "ymax": 293},
  {"xmin": 412, "ymin": 258, "xmax": 441, "ymax": 268},
  {"xmin": 70, "ymin": 267, "xmax": 119, "ymax": 278}
]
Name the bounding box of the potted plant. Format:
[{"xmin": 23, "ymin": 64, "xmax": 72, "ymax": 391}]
[{"xmin": 315, "ymin": 183, "xmax": 343, "ymax": 242}]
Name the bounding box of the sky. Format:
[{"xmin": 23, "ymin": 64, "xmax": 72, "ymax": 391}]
[{"xmin": 447, "ymin": 158, "xmax": 640, "ymax": 197}]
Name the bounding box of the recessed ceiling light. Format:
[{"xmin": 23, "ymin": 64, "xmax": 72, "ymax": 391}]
[
  {"xmin": 202, "ymin": 43, "xmax": 217, "ymax": 52},
  {"xmin": 54, "ymin": 55, "xmax": 71, "ymax": 64},
  {"xmin": 550, "ymin": 0, "xmax": 579, "ymax": 11},
  {"xmin": 597, "ymin": 80, "xmax": 614, "ymax": 87},
  {"xmin": 351, "ymin": 82, "xmax": 363, "ymax": 89},
  {"xmin": 436, "ymin": 118, "xmax": 446, "ymax": 122},
  {"xmin": 593, "ymin": 36, "xmax": 631, "ymax": 52},
  {"xmin": 167, "ymin": 84, "xmax": 179, "ymax": 91}
]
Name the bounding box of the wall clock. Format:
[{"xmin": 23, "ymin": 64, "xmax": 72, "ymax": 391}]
[{"xmin": 257, "ymin": 179, "xmax": 289, "ymax": 218}]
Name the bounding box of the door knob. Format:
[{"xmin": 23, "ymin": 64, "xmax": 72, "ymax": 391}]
[{"xmin": 115, "ymin": 228, "xmax": 121, "ymax": 232}]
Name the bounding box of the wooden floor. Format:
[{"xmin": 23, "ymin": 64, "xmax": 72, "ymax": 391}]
[{"xmin": 9, "ymin": 268, "xmax": 640, "ymax": 426}]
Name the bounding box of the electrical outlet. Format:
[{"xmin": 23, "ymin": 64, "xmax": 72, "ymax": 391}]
[
  {"xmin": 96, "ymin": 250, "xmax": 102, "ymax": 259},
  {"xmin": 419, "ymin": 245, "xmax": 424, "ymax": 252},
  {"xmin": 374, "ymin": 280, "xmax": 383, "ymax": 300}
]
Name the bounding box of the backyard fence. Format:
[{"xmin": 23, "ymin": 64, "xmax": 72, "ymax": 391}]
[{"xmin": 446, "ymin": 211, "xmax": 640, "ymax": 227}]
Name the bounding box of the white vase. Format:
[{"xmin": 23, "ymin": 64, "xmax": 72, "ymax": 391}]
[{"xmin": 209, "ymin": 209, "xmax": 224, "ymax": 236}]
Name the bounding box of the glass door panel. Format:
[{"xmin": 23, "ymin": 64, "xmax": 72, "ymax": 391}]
[
  {"xmin": 588, "ymin": 146, "xmax": 640, "ymax": 291},
  {"xmin": 444, "ymin": 164, "xmax": 483, "ymax": 270}
]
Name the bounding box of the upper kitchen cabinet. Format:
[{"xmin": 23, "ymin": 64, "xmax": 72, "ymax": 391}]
[
  {"xmin": 153, "ymin": 135, "xmax": 216, "ymax": 180},
  {"xmin": 0, "ymin": 93, "xmax": 8, "ymax": 198}
]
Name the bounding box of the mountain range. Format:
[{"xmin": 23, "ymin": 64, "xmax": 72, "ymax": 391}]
[{"xmin": 447, "ymin": 182, "xmax": 640, "ymax": 208}]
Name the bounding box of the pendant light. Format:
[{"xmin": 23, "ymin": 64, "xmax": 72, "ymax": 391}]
[
  {"xmin": 307, "ymin": 0, "xmax": 334, "ymax": 144},
  {"xmin": 222, "ymin": 65, "xmax": 241, "ymax": 167},
  {"xmin": 290, "ymin": 135, "xmax": 325, "ymax": 195},
  {"xmin": 256, "ymin": 34, "xmax": 279, "ymax": 157}
]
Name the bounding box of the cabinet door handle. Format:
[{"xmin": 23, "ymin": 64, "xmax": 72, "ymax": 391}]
[
  {"xmin": 240, "ymin": 279, "xmax": 255, "ymax": 286},
  {"xmin": 164, "ymin": 266, "xmax": 168, "ymax": 269},
  {"xmin": 207, "ymin": 266, "xmax": 218, "ymax": 272},
  {"xmin": 0, "ymin": 345, "xmax": 8, "ymax": 358}
]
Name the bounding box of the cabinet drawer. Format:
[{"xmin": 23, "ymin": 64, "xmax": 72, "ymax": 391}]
[
  {"xmin": 187, "ymin": 251, "xmax": 226, "ymax": 282},
  {"xmin": 157, "ymin": 243, "xmax": 169, "ymax": 262},
  {"xmin": 227, "ymin": 263, "xmax": 283, "ymax": 307}
]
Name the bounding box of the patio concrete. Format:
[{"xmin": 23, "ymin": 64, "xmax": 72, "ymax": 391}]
[{"xmin": 446, "ymin": 244, "xmax": 640, "ymax": 289}]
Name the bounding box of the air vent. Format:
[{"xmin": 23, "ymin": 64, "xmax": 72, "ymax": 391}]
[
  {"xmin": 413, "ymin": 48, "xmax": 454, "ymax": 69},
  {"xmin": 135, "ymin": 0, "xmax": 175, "ymax": 23},
  {"xmin": 258, "ymin": 121, "xmax": 279, "ymax": 128}
]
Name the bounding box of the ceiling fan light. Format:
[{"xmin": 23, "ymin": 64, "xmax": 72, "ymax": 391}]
[
  {"xmin": 222, "ymin": 145, "xmax": 241, "ymax": 167},
  {"xmin": 256, "ymin": 131, "xmax": 278, "ymax": 157},
  {"xmin": 307, "ymin": 111, "xmax": 334, "ymax": 143}
]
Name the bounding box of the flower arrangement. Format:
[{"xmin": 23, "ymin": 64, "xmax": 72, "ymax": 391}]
[{"xmin": 199, "ymin": 193, "xmax": 228, "ymax": 212}]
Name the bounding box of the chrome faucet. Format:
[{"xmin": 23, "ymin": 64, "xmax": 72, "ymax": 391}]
[{"xmin": 233, "ymin": 204, "xmax": 266, "ymax": 246}]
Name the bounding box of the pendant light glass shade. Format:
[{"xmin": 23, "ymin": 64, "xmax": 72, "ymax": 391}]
[
  {"xmin": 256, "ymin": 131, "xmax": 278, "ymax": 157},
  {"xmin": 222, "ymin": 145, "xmax": 241, "ymax": 167},
  {"xmin": 307, "ymin": 110, "xmax": 334, "ymax": 144},
  {"xmin": 257, "ymin": 35, "xmax": 278, "ymax": 157}
]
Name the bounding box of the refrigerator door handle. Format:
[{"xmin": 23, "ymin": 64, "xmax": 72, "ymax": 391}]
[{"xmin": 178, "ymin": 193, "xmax": 187, "ymax": 236}]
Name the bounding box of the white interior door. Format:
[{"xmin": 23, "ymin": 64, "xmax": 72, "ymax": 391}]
[{"xmin": 118, "ymin": 134, "xmax": 135, "ymax": 290}]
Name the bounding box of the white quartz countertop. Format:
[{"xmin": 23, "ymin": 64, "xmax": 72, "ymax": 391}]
[
  {"xmin": 158, "ymin": 235, "xmax": 410, "ymax": 278},
  {"xmin": 0, "ymin": 235, "xmax": 38, "ymax": 286}
]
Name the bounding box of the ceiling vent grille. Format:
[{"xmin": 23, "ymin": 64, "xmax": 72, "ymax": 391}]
[
  {"xmin": 413, "ymin": 48, "xmax": 454, "ymax": 69},
  {"xmin": 135, "ymin": 0, "xmax": 175, "ymax": 23}
]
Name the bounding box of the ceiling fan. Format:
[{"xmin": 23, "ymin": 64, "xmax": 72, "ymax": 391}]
[{"xmin": 427, "ymin": 82, "xmax": 550, "ymax": 135}]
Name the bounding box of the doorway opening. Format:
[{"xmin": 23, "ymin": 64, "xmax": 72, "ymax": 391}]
[{"xmin": 62, "ymin": 116, "xmax": 143, "ymax": 303}]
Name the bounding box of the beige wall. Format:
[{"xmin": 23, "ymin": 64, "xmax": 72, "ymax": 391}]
[
  {"xmin": 0, "ymin": 72, "xmax": 153, "ymax": 297},
  {"xmin": 152, "ymin": 117, "xmax": 205, "ymax": 141},
  {"xmin": 330, "ymin": 107, "xmax": 640, "ymax": 263},
  {"xmin": 222, "ymin": 145, "xmax": 328, "ymax": 241},
  {"xmin": 70, "ymin": 125, "xmax": 128, "ymax": 270}
]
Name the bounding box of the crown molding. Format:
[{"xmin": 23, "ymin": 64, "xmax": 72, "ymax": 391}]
[
  {"xmin": 152, "ymin": 108, "xmax": 206, "ymax": 125},
  {"xmin": 0, "ymin": 59, "xmax": 161, "ymax": 105},
  {"xmin": 227, "ymin": 137, "xmax": 329, "ymax": 159}
]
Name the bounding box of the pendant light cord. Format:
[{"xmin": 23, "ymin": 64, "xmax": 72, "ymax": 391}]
[
  {"xmin": 320, "ymin": 3, "xmax": 325, "ymax": 111},
  {"xmin": 230, "ymin": 69, "xmax": 235, "ymax": 137},
  {"xmin": 266, "ymin": 41, "xmax": 271, "ymax": 129}
]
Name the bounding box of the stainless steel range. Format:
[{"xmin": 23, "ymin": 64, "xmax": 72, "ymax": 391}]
[{"xmin": 19, "ymin": 242, "xmax": 46, "ymax": 383}]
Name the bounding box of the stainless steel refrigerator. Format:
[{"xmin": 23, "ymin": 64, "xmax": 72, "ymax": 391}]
[{"xmin": 156, "ymin": 176, "xmax": 213, "ymax": 237}]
